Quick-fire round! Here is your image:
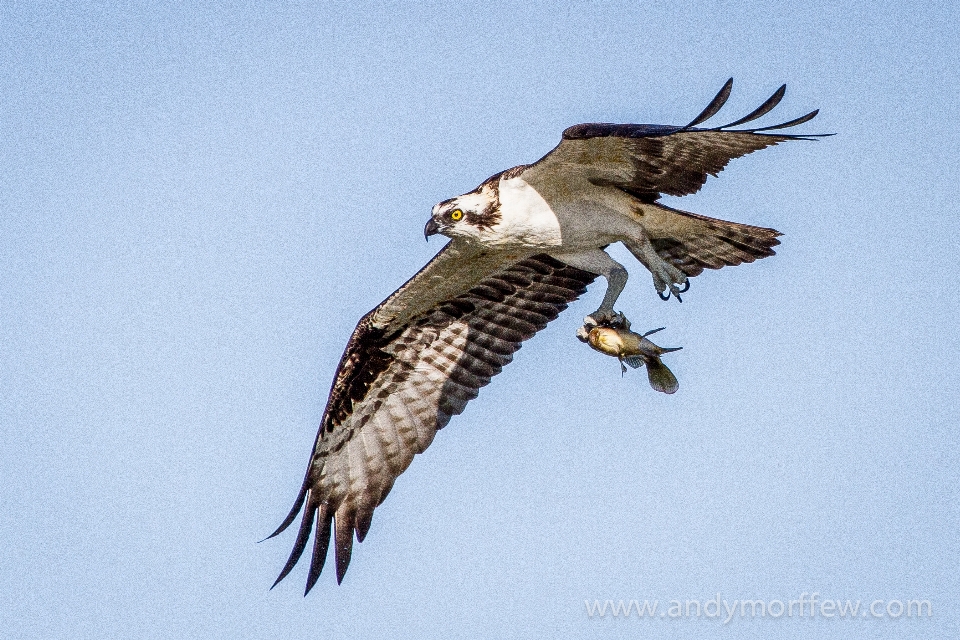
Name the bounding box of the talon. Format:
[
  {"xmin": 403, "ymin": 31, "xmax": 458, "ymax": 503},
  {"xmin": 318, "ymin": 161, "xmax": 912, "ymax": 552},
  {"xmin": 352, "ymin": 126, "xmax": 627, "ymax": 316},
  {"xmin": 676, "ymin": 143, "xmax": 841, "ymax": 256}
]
[
  {"xmin": 678, "ymin": 279, "xmax": 690, "ymax": 293},
  {"xmin": 608, "ymin": 311, "xmax": 628, "ymax": 329},
  {"xmin": 658, "ymin": 290, "xmax": 671, "ymax": 301},
  {"xmin": 584, "ymin": 310, "xmax": 629, "ymax": 329}
]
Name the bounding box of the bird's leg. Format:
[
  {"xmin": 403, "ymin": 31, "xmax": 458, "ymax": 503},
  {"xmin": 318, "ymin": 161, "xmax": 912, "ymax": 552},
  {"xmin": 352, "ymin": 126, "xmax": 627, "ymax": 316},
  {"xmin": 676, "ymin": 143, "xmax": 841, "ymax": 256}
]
[
  {"xmin": 549, "ymin": 248, "xmax": 631, "ymax": 332},
  {"xmin": 585, "ymin": 261, "xmax": 629, "ymax": 328},
  {"xmin": 623, "ymin": 235, "xmax": 689, "ymax": 302}
]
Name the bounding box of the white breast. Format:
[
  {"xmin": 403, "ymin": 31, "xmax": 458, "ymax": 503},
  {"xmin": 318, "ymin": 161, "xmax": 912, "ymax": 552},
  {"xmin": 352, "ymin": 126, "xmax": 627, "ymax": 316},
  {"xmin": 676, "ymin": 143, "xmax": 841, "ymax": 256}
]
[{"xmin": 491, "ymin": 177, "xmax": 563, "ymax": 248}]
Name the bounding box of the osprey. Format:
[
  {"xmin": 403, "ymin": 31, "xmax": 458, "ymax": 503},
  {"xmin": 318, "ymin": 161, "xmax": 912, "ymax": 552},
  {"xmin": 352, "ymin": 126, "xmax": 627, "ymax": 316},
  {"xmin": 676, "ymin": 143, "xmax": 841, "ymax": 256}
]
[{"xmin": 267, "ymin": 79, "xmax": 826, "ymax": 593}]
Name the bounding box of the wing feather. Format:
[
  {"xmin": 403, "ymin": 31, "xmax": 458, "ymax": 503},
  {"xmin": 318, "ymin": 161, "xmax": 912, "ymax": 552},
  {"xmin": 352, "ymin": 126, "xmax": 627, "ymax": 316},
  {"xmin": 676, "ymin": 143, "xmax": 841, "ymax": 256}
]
[
  {"xmin": 713, "ymin": 84, "xmax": 785, "ymax": 129},
  {"xmin": 682, "ymin": 77, "xmax": 734, "ymax": 128},
  {"xmin": 523, "ymin": 79, "xmax": 828, "ymax": 202},
  {"xmin": 268, "ymin": 246, "xmax": 595, "ymax": 591},
  {"xmin": 304, "ymin": 504, "xmax": 332, "ymax": 594}
]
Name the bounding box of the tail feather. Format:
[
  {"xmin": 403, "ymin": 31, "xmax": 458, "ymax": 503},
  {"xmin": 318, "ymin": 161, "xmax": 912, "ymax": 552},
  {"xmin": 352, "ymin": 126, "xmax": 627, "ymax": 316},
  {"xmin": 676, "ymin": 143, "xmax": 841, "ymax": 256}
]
[{"xmin": 641, "ymin": 202, "xmax": 781, "ymax": 277}]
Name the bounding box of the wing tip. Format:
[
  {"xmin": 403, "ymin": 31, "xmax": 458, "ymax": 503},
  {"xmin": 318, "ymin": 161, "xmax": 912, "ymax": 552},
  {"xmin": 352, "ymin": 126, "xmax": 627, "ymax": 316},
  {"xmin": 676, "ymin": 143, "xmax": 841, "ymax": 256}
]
[
  {"xmin": 742, "ymin": 108, "xmax": 825, "ymax": 135},
  {"xmin": 682, "ymin": 83, "xmax": 828, "ymax": 138},
  {"xmin": 262, "ymin": 462, "xmax": 313, "ymax": 544},
  {"xmin": 334, "ymin": 510, "xmax": 355, "ymax": 585},
  {"xmin": 270, "ymin": 498, "xmax": 317, "ymax": 590},
  {"xmin": 304, "ymin": 505, "xmax": 333, "ymax": 595},
  {"xmin": 681, "ymin": 77, "xmax": 735, "ymax": 129},
  {"xmin": 712, "ymin": 83, "xmax": 786, "ymax": 129}
]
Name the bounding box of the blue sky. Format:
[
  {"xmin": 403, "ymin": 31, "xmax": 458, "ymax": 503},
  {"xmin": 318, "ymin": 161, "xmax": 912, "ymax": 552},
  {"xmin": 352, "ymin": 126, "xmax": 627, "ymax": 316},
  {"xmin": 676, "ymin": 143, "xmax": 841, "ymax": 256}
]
[{"xmin": 2, "ymin": 2, "xmax": 958, "ymax": 638}]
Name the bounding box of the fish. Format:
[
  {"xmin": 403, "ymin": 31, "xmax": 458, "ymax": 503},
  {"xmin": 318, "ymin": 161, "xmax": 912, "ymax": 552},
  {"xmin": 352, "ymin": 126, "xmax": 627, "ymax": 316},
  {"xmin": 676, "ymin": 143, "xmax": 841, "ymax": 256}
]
[{"xmin": 578, "ymin": 325, "xmax": 682, "ymax": 394}]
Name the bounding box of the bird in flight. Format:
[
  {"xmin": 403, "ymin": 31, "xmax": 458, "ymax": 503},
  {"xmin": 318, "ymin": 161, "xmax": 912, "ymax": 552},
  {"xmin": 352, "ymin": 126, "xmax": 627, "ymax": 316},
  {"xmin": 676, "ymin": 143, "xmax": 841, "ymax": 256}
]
[{"xmin": 266, "ymin": 79, "xmax": 826, "ymax": 593}]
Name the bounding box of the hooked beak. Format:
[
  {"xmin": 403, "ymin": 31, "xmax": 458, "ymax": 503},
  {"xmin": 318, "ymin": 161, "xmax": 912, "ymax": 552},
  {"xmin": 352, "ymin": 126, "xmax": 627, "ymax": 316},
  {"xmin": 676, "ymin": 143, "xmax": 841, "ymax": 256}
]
[{"xmin": 424, "ymin": 218, "xmax": 440, "ymax": 240}]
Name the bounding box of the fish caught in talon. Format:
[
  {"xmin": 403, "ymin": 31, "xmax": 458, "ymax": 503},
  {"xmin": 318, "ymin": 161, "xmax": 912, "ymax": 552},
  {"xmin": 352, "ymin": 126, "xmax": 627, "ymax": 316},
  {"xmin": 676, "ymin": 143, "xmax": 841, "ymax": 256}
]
[{"xmin": 584, "ymin": 325, "xmax": 682, "ymax": 394}]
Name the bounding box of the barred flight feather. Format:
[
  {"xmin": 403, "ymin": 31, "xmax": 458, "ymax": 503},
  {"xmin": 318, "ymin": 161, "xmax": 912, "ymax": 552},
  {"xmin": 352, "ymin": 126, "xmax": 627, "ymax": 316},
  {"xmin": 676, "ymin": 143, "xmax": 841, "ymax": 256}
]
[{"xmin": 267, "ymin": 248, "xmax": 594, "ymax": 592}]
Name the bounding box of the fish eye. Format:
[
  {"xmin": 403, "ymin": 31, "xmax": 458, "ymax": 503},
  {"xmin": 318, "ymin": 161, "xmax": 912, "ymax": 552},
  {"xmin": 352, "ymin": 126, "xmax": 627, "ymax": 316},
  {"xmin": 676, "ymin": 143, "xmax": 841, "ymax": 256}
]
[{"xmin": 450, "ymin": 209, "xmax": 463, "ymax": 221}]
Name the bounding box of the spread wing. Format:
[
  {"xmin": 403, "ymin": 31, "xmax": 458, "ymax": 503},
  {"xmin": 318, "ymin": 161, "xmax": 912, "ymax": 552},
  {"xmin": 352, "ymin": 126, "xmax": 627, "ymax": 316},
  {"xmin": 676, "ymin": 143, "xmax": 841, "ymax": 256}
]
[
  {"xmin": 521, "ymin": 78, "xmax": 828, "ymax": 202},
  {"xmin": 266, "ymin": 241, "xmax": 596, "ymax": 593}
]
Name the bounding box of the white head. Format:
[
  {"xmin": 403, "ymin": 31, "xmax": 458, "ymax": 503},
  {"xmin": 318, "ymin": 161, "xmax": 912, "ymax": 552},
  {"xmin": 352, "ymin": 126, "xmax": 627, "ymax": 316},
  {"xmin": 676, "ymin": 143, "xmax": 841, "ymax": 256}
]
[{"xmin": 424, "ymin": 181, "xmax": 501, "ymax": 242}]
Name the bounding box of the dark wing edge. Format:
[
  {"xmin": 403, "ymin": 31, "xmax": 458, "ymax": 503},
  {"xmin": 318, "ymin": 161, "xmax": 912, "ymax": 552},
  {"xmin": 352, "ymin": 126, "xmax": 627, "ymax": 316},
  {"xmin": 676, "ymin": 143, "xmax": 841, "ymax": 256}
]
[
  {"xmin": 261, "ymin": 242, "xmax": 488, "ymax": 547},
  {"xmin": 562, "ymin": 78, "xmax": 829, "ymax": 141},
  {"xmin": 266, "ymin": 249, "xmax": 596, "ymax": 594},
  {"xmin": 529, "ymin": 79, "xmax": 830, "ymax": 202}
]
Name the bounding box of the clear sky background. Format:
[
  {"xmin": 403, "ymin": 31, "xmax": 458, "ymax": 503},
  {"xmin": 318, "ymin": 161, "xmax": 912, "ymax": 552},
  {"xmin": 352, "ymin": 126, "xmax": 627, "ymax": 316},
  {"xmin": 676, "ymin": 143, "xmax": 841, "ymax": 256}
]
[{"xmin": 2, "ymin": 2, "xmax": 958, "ymax": 638}]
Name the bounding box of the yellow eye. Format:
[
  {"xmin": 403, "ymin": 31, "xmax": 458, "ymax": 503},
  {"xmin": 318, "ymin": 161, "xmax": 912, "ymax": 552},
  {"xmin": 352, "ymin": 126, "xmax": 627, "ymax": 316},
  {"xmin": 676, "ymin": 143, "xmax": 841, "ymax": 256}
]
[{"xmin": 450, "ymin": 209, "xmax": 463, "ymax": 221}]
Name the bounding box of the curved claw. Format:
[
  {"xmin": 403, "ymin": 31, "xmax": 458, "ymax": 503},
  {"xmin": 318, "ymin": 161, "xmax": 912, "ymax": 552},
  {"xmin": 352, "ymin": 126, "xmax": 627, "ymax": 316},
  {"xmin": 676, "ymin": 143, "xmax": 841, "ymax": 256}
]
[
  {"xmin": 659, "ymin": 280, "xmax": 688, "ymax": 303},
  {"xmin": 659, "ymin": 289, "xmax": 683, "ymax": 303}
]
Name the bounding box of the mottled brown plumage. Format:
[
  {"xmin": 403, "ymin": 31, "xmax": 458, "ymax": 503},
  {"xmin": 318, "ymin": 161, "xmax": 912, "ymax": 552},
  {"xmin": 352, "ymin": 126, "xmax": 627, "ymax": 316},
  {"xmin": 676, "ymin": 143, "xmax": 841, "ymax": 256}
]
[
  {"xmin": 267, "ymin": 246, "xmax": 594, "ymax": 591},
  {"xmin": 268, "ymin": 79, "xmax": 827, "ymax": 593}
]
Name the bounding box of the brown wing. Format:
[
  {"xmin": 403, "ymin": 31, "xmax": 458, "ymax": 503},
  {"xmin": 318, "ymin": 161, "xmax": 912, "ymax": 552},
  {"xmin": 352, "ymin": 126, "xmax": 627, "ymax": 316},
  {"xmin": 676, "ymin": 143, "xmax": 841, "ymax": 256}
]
[
  {"xmin": 522, "ymin": 78, "xmax": 827, "ymax": 202},
  {"xmin": 266, "ymin": 243, "xmax": 595, "ymax": 593}
]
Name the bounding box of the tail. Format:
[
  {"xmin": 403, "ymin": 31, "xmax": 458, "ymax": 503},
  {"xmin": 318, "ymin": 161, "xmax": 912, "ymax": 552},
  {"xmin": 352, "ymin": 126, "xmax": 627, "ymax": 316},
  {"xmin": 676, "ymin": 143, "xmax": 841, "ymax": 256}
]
[{"xmin": 640, "ymin": 202, "xmax": 782, "ymax": 277}]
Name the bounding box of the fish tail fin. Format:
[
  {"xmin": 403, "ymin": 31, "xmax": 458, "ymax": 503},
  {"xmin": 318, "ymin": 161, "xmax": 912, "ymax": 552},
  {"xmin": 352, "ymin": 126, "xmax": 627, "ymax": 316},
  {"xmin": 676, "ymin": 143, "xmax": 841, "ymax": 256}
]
[{"xmin": 646, "ymin": 357, "xmax": 679, "ymax": 394}]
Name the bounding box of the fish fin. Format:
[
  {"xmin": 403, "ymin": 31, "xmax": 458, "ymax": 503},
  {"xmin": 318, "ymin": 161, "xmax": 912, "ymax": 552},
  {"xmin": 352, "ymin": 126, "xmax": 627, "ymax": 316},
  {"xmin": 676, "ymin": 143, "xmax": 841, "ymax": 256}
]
[
  {"xmin": 646, "ymin": 358, "xmax": 679, "ymax": 394},
  {"xmin": 623, "ymin": 356, "xmax": 645, "ymax": 369}
]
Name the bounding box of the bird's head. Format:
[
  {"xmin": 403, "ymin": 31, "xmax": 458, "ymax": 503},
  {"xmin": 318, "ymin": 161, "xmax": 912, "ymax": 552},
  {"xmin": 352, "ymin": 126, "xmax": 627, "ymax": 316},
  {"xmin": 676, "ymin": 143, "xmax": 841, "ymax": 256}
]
[{"xmin": 424, "ymin": 183, "xmax": 500, "ymax": 242}]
